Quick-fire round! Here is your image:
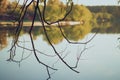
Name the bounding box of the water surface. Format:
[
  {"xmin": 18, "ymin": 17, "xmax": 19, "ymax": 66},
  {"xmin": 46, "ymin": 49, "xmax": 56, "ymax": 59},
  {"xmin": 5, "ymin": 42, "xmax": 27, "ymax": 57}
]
[{"xmin": 0, "ymin": 24, "xmax": 120, "ymax": 80}]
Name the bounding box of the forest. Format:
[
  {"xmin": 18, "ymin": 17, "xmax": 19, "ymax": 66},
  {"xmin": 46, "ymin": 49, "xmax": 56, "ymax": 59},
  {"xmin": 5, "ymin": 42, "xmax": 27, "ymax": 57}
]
[
  {"xmin": 0, "ymin": 0, "xmax": 120, "ymax": 25},
  {"xmin": 87, "ymin": 6, "xmax": 120, "ymax": 22}
]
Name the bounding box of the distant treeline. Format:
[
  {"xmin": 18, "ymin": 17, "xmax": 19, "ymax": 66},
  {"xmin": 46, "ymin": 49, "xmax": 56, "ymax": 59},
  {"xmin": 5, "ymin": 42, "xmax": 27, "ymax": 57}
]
[
  {"xmin": 0, "ymin": 0, "xmax": 92, "ymax": 23},
  {"xmin": 0, "ymin": 0, "xmax": 120, "ymax": 24},
  {"xmin": 87, "ymin": 6, "xmax": 120, "ymax": 22}
]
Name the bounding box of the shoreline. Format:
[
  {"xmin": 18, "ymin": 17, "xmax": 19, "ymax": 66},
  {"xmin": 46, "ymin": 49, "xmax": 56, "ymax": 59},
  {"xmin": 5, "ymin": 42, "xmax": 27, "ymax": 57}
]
[{"xmin": 0, "ymin": 21, "xmax": 81, "ymax": 27}]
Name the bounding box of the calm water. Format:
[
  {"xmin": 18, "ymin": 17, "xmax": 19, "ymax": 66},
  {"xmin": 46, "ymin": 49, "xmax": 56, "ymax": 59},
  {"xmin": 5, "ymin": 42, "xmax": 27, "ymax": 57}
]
[{"xmin": 0, "ymin": 24, "xmax": 120, "ymax": 80}]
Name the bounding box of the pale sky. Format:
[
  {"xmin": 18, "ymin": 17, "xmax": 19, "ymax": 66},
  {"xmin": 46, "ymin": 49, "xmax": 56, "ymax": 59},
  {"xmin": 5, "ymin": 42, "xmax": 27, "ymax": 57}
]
[
  {"xmin": 74, "ymin": 0, "xmax": 118, "ymax": 6},
  {"xmin": 10, "ymin": 0, "xmax": 119, "ymax": 6}
]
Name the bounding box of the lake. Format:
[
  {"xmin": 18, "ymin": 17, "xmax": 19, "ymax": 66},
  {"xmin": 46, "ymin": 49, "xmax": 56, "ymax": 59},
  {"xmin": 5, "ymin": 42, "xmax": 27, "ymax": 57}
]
[{"xmin": 0, "ymin": 23, "xmax": 120, "ymax": 80}]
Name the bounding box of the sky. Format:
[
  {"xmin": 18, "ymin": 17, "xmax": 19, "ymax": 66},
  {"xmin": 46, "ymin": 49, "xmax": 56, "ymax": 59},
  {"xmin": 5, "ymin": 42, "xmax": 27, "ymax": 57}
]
[
  {"xmin": 74, "ymin": 0, "xmax": 118, "ymax": 6},
  {"xmin": 10, "ymin": 0, "xmax": 119, "ymax": 6}
]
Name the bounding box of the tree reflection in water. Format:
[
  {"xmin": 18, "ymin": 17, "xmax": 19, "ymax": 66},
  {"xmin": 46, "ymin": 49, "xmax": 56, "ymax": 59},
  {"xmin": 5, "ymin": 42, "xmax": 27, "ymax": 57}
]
[
  {"xmin": 1, "ymin": 20, "xmax": 120, "ymax": 79},
  {"xmin": 0, "ymin": 27, "xmax": 15, "ymax": 51},
  {"xmin": 63, "ymin": 23, "xmax": 92, "ymax": 41},
  {"xmin": 0, "ymin": 30, "xmax": 8, "ymax": 51},
  {"xmin": 4, "ymin": 23, "xmax": 97, "ymax": 80}
]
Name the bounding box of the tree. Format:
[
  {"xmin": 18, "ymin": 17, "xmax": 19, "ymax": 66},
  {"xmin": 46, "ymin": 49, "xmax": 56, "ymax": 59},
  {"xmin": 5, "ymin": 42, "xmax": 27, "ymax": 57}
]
[
  {"xmin": 47, "ymin": 0, "xmax": 61, "ymax": 5},
  {"xmin": 0, "ymin": 0, "xmax": 8, "ymax": 14},
  {"xmin": 45, "ymin": 1, "xmax": 66, "ymax": 21},
  {"xmin": 6, "ymin": 1, "xmax": 21, "ymax": 20},
  {"xmin": 67, "ymin": 5, "xmax": 92, "ymax": 22}
]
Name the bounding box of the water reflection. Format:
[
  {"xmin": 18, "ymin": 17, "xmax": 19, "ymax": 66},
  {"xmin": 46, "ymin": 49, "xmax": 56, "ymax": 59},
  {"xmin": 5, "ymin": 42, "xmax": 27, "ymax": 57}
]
[
  {"xmin": 42, "ymin": 26, "xmax": 64, "ymax": 44},
  {"xmin": 0, "ymin": 22, "xmax": 120, "ymax": 51},
  {"xmin": 63, "ymin": 23, "xmax": 92, "ymax": 41},
  {"xmin": 0, "ymin": 28, "xmax": 15, "ymax": 50},
  {"xmin": 0, "ymin": 22, "xmax": 120, "ymax": 53},
  {"xmin": 0, "ymin": 22, "xmax": 120, "ymax": 47},
  {"xmin": 92, "ymin": 22, "xmax": 120, "ymax": 33},
  {"xmin": 0, "ymin": 22, "xmax": 120, "ymax": 80},
  {"xmin": 0, "ymin": 30, "xmax": 8, "ymax": 50},
  {"xmin": 1, "ymin": 23, "xmax": 92, "ymax": 45}
]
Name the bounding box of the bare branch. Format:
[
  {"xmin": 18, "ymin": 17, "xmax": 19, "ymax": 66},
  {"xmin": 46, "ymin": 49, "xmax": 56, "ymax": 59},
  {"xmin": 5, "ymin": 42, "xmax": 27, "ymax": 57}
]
[
  {"xmin": 29, "ymin": 33, "xmax": 57, "ymax": 70},
  {"xmin": 37, "ymin": 3, "xmax": 79, "ymax": 73},
  {"xmin": 46, "ymin": 67, "xmax": 51, "ymax": 80},
  {"xmin": 9, "ymin": 0, "xmax": 99, "ymax": 79}
]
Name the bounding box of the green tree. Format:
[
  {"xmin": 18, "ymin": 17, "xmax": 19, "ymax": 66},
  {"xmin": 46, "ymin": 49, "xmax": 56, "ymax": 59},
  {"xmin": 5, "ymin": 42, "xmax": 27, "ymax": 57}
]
[
  {"xmin": 45, "ymin": 0, "xmax": 65, "ymax": 21},
  {"xmin": 66, "ymin": 5, "xmax": 92, "ymax": 23},
  {"xmin": 47, "ymin": 0, "xmax": 61, "ymax": 5}
]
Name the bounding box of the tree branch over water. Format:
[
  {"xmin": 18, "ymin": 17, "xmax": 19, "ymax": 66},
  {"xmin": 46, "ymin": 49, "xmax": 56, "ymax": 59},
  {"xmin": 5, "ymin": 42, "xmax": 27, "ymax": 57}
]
[{"xmin": 8, "ymin": 0, "xmax": 98, "ymax": 79}]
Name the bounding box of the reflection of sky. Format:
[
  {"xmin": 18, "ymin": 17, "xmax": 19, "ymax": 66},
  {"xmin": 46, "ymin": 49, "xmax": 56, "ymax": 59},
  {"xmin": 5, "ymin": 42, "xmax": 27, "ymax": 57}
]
[
  {"xmin": 78, "ymin": 34, "xmax": 120, "ymax": 80},
  {"xmin": 0, "ymin": 33, "xmax": 120, "ymax": 80}
]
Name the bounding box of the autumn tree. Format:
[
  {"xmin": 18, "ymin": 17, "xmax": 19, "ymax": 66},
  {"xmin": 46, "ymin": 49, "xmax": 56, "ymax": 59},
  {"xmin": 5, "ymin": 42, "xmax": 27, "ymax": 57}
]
[{"xmin": 0, "ymin": 0, "xmax": 8, "ymax": 14}]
